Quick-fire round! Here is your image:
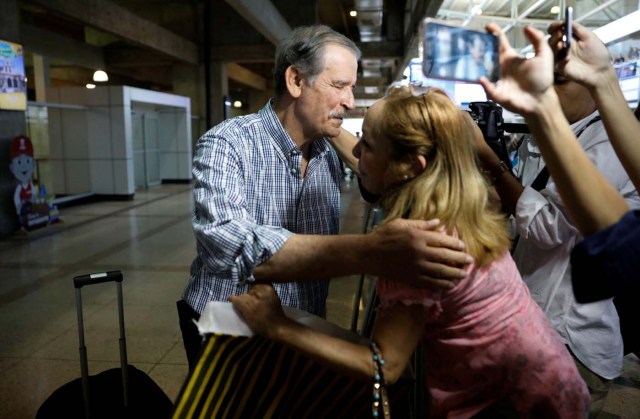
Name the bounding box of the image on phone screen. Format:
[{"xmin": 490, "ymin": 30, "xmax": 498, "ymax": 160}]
[{"xmin": 422, "ymin": 19, "xmax": 499, "ymax": 84}]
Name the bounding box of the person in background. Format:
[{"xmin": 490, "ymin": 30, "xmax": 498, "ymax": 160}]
[
  {"xmin": 545, "ymin": 21, "xmax": 640, "ymax": 359},
  {"xmin": 178, "ymin": 25, "xmax": 472, "ymax": 371},
  {"xmin": 477, "ymin": 22, "xmax": 640, "ymax": 417},
  {"xmin": 455, "ymin": 33, "xmax": 488, "ymax": 80},
  {"xmin": 231, "ymin": 85, "xmax": 589, "ymax": 418}
]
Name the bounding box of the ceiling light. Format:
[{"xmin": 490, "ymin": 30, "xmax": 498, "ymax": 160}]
[
  {"xmin": 550, "ymin": 6, "xmax": 560, "ymax": 14},
  {"xmin": 93, "ymin": 70, "xmax": 108, "ymax": 82},
  {"xmin": 86, "ymin": 83, "xmax": 96, "ymax": 89},
  {"xmin": 350, "ymin": 10, "xmax": 357, "ymax": 17},
  {"xmin": 233, "ymin": 100, "xmax": 242, "ymax": 108},
  {"xmin": 471, "ymin": 5, "xmax": 482, "ymax": 15}
]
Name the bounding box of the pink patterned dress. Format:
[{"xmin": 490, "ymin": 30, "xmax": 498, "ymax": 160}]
[{"xmin": 377, "ymin": 251, "xmax": 589, "ymax": 418}]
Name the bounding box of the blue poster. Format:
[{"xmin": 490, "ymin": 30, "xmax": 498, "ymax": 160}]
[{"xmin": 0, "ymin": 40, "xmax": 27, "ymax": 111}]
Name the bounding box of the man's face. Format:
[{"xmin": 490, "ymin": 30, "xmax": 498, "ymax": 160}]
[
  {"xmin": 10, "ymin": 154, "xmax": 34, "ymax": 185},
  {"xmin": 553, "ymin": 73, "xmax": 596, "ymax": 124},
  {"xmin": 296, "ymin": 44, "xmax": 358, "ymax": 139},
  {"xmin": 352, "ymin": 100, "xmax": 392, "ymax": 195},
  {"xmin": 436, "ymin": 29, "xmax": 453, "ymax": 59}
]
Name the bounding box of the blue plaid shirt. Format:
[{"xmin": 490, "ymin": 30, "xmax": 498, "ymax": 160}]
[{"xmin": 183, "ymin": 100, "xmax": 343, "ymax": 316}]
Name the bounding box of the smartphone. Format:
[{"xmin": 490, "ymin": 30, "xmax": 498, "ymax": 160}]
[
  {"xmin": 558, "ymin": 6, "xmax": 573, "ymax": 60},
  {"xmin": 422, "ymin": 18, "xmax": 499, "ymax": 84}
]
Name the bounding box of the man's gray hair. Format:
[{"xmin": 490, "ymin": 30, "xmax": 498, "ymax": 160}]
[{"xmin": 274, "ymin": 25, "xmax": 361, "ymax": 97}]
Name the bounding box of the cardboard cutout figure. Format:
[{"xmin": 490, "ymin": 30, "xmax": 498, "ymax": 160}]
[
  {"xmin": 8, "ymin": 135, "xmax": 55, "ymax": 229},
  {"xmin": 9, "ymin": 135, "xmax": 35, "ymax": 215}
]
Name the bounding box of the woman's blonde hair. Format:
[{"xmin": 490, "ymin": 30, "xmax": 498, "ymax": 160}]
[{"xmin": 374, "ymin": 86, "xmax": 510, "ymax": 266}]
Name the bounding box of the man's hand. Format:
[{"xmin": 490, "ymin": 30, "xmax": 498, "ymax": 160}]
[
  {"xmin": 229, "ymin": 284, "xmax": 290, "ymax": 339},
  {"xmin": 548, "ymin": 21, "xmax": 615, "ymax": 90},
  {"xmin": 479, "ymin": 24, "xmax": 555, "ymax": 118},
  {"xmin": 368, "ymin": 218, "xmax": 473, "ymax": 289}
]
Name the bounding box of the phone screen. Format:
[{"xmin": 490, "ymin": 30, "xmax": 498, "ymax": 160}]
[{"xmin": 422, "ymin": 19, "xmax": 499, "ymax": 83}]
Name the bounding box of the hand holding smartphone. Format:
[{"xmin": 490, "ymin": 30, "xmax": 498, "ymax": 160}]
[{"xmin": 422, "ymin": 19, "xmax": 499, "ymax": 84}]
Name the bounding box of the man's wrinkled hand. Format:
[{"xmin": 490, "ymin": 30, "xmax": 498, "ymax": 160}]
[{"xmin": 369, "ymin": 218, "xmax": 473, "ymax": 289}]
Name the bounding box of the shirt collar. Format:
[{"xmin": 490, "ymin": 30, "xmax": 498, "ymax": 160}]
[{"xmin": 570, "ymin": 110, "xmax": 600, "ymax": 135}]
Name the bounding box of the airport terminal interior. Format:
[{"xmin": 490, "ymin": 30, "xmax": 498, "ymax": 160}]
[{"xmin": 1, "ymin": 0, "xmax": 640, "ymax": 417}]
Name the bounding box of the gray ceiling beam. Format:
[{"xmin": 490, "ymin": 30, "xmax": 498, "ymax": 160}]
[
  {"xmin": 394, "ymin": 0, "xmax": 444, "ymax": 81},
  {"xmin": 357, "ymin": 41, "xmax": 403, "ymax": 59},
  {"xmin": 23, "ymin": 0, "xmax": 198, "ymax": 65},
  {"xmin": 227, "ymin": 63, "xmax": 267, "ymax": 91},
  {"xmin": 20, "ymin": 23, "xmax": 105, "ymax": 69},
  {"xmin": 105, "ymin": 47, "xmax": 175, "ymax": 68},
  {"xmin": 211, "ymin": 44, "xmax": 277, "ymax": 63},
  {"xmin": 224, "ymin": 0, "xmax": 292, "ymax": 45},
  {"xmin": 357, "ymin": 76, "xmax": 391, "ymax": 87}
]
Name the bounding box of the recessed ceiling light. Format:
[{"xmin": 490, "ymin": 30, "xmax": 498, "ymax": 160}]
[
  {"xmin": 93, "ymin": 70, "xmax": 108, "ymax": 82},
  {"xmin": 550, "ymin": 6, "xmax": 560, "ymax": 14},
  {"xmin": 233, "ymin": 100, "xmax": 242, "ymax": 108},
  {"xmin": 86, "ymin": 83, "xmax": 96, "ymax": 89},
  {"xmin": 350, "ymin": 10, "xmax": 357, "ymax": 17}
]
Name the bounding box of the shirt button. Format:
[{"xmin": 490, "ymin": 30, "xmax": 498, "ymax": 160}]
[{"xmin": 290, "ymin": 168, "xmax": 297, "ymax": 174}]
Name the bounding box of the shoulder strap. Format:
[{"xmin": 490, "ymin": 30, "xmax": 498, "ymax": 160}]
[{"xmin": 530, "ymin": 167, "xmax": 550, "ymax": 192}]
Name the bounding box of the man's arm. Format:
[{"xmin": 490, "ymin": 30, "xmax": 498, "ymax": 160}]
[
  {"xmin": 196, "ymin": 129, "xmax": 471, "ymax": 289},
  {"xmin": 549, "ymin": 21, "xmax": 640, "ymax": 194},
  {"xmin": 464, "ymin": 111, "xmax": 523, "ymax": 216},
  {"xmin": 255, "ymin": 218, "xmax": 472, "ymax": 289},
  {"xmin": 328, "ymin": 128, "xmax": 359, "ymax": 175},
  {"xmin": 480, "ymin": 23, "xmax": 628, "ymax": 235}
]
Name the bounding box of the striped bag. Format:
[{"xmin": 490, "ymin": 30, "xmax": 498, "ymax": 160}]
[{"xmin": 172, "ymin": 333, "xmax": 413, "ymax": 418}]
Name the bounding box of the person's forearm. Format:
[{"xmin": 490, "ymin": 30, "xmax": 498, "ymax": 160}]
[
  {"xmin": 328, "ymin": 128, "xmax": 359, "ymax": 174},
  {"xmin": 525, "ymin": 91, "xmax": 628, "ymax": 234},
  {"xmin": 480, "ymin": 155, "xmax": 524, "ymax": 216},
  {"xmin": 588, "ymin": 69, "xmax": 640, "ymax": 192},
  {"xmin": 270, "ymin": 317, "xmax": 373, "ymax": 381},
  {"xmin": 254, "ymin": 233, "xmax": 370, "ymax": 282},
  {"xmin": 270, "ymin": 300, "xmax": 424, "ymax": 384}
]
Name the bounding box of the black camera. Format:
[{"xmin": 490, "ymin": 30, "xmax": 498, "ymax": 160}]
[{"xmin": 468, "ymin": 101, "xmax": 512, "ymax": 170}]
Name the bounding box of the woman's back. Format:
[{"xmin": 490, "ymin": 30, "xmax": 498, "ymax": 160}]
[{"xmin": 378, "ymin": 251, "xmax": 589, "ymax": 418}]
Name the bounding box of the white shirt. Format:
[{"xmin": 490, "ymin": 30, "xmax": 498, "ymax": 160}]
[{"xmin": 512, "ymin": 111, "xmax": 640, "ymax": 379}]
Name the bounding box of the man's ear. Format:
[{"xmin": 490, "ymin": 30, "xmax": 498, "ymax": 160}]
[{"xmin": 285, "ymin": 66, "xmax": 304, "ymax": 98}]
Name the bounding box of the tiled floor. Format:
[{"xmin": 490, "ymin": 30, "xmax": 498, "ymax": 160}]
[{"xmin": 0, "ymin": 180, "xmax": 638, "ymax": 418}]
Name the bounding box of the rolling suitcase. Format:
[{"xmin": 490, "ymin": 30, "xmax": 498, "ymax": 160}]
[{"xmin": 36, "ymin": 270, "xmax": 174, "ymax": 418}]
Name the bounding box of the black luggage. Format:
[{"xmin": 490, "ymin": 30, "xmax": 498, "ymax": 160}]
[{"xmin": 36, "ymin": 271, "xmax": 174, "ymax": 418}]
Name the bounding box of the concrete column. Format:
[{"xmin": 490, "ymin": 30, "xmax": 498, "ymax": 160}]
[
  {"xmin": 33, "ymin": 54, "xmax": 50, "ymax": 103},
  {"xmin": 0, "ymin": 0, "xmax": 27, "ymax": 237},
  {"xmin": 173, "ymin": 62, "xmax": 207, "ymax": 143},
  {"xmin": 210, "ymin": 61, "xmax": 228, "ymax": 126}
]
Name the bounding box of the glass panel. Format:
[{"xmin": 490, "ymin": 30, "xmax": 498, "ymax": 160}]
[
  {"xmin": 144, "ymin": 115, "xmax": 159, "ymax": 150},
  {"xmin": 146, "ymin": 150, "xmax": 160, "ymax": 185},
  {"xmin": 131, "ymin": 112, "xmax": 144, "ymax": 151},
  {"xmin": 134, "ymin": 150, "xmax": 146, "ymax": 188}
]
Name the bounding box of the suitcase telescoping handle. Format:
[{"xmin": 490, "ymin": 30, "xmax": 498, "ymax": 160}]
[
  {"xmin": 74, "ymin": 270, "xmax": 129, "ymax": 418},
  {"xmin": 74, "ymin": 270, "xmax": 124, "ymax": 288}
]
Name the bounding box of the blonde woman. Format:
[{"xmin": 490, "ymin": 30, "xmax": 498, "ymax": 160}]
[{"xmin": 230, "ymin": 87, "xmax": 588, "ymax": 418}]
